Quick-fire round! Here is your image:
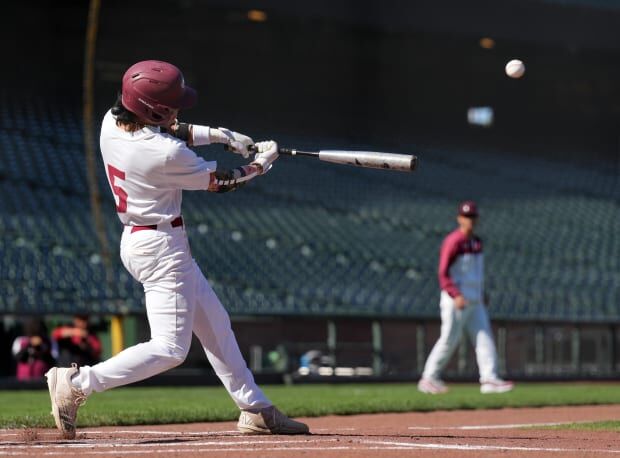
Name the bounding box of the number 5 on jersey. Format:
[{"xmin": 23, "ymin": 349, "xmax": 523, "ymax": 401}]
[{"xmin": 107, "ymin": 164, "xmax": 128, "ymax": 213}]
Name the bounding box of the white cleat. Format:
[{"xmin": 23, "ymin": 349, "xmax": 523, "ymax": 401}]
[
  {"xmin": 417, "ymin": 378, "xmax": 449, "ymax": 394},
  {"xmin": 45, "ymin": 364, "xmax": 87, "ymax": 439},
  {"xmin": 480, "ymin": 378, "xmax": 514, "ymax": 394},
  {"xmin": 238, "ymin": 405, "xmax": 310, "ymax": 435}
]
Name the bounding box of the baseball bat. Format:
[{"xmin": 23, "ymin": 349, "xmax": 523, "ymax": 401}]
[{"xmin": 247, "ymin": 146, "xmax": 418, "ymax": 172}]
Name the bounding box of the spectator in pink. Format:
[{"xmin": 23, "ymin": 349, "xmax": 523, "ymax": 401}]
[{"xmin": 12, "ymin": 318, "xmax": 56, "ymax": 380}]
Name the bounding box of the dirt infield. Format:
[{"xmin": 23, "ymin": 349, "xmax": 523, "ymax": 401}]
[{"xmin": 1, "ymin": 404, "xmax": 619, "ymax": 457}]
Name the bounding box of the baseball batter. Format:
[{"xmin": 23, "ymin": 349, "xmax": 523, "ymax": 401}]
[
  {"xmin": 418, "ymin": 201, "xmax": 514, "ymax": 394},
  {"xmin": 45, "ymin": 60, "xmax": 309, "ymax": 439}
]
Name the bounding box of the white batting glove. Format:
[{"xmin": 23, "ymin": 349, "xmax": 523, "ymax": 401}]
[
  {"xmin": 251, "ymin": 140, "xmax": 279, "ymax": 175},
  {"xmin": 218, "ymin": 127, "xmax": 253, "ymax": 158}
]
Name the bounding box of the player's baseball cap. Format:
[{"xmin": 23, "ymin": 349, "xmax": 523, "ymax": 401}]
[
  {"xmin": 121, "ymin": 60, "xmax": 197, "ymax": 126},
  {"xmin": 458, "ymin": 200, "xmax": 479, "ymax": 217}
]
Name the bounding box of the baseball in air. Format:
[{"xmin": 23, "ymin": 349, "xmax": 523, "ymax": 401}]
[{"xmin": 505, "ymin": 59, "xmax": 525, "ymax": 78}]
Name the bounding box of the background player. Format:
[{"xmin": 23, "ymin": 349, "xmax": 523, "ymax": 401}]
[
  {"xmin": 45, "ymin": 60, "xmax": 309, "ymax": 439},
  {"xmin": 418, "ymin": 201, "xmax": 514, "ymax": 394}
]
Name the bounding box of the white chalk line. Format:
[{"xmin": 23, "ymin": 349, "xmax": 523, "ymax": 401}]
[
  {"xmin": 2, "ymin": 440, "xmax": 620, "ymax": 456},
  {"xmin": 0, "ymin": 429, "xmax": 238, "ymax": 438},
  {"xmin": 86, "ymin": 429, "xmax": 239, "ymax": 435},
  {"xmin": 2, "ymin": 423, "xmax": 584, "ymax": 436},
  {"xmin": 364, "ymin": 440, "xmax": 620, "ymax": 454},
  {"xmin": 408, "ymin": 421, "xmax": 573, "ymax": 430},
  {"xmin": 0, "ymin": 446, "xmax": 415, "ymax": 456},
  {"xmin": 306, "ymin": 427, "xmax": 357, "ymax": 432},
  {"xmin": 0, "ymin": 438, "xmax": 338, "ymax": 450},
  {"xmin": 2, "ymin": 425, "xmax": 619, "ymax": 455},
  {"xmin": 2, "ymin": 435, "xmax": 619, "ymax": 455}
]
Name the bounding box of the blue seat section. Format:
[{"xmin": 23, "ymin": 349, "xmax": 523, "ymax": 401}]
[
  {"xmin": 0, "ymin": 96, "xmax": 618, "ymax": 320},
  {"xmin": 182, "ymin": 138, "xmax": 619, "ymax": 321},
  {"xmin": 0, "ymin": 93, "xmax": 141, "ymax": 314}
]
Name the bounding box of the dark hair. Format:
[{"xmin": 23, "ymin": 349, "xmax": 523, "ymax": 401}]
[
  {"xmin": 23, "ymin": 317, "xmax": 48, "ymax": 337},
  {"xmin": 111, "ymin": 93, "xmax": 144, "ymax": 131}
]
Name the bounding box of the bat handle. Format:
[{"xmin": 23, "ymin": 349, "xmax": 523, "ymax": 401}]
[
  {"xmin": 243, "ymin": 145, "xmax": 294, "ymax": 155},
  {"xmin": 225, "ymin": 144, "xmax": 305, "ymax": 156}
]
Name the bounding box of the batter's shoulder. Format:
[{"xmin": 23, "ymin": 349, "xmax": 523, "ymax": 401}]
[
  {"xmin": 158, "ymin": 131, "xmax": 188, "ymax": 150},
  {"xmin": 153, "ymin": 132, "xmax": 192, "ymax": 159}
]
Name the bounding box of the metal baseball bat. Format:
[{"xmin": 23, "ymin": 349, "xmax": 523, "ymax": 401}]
[{"xmin": 248, "ymin": 146, "xmax": 418, "ymax": 172}]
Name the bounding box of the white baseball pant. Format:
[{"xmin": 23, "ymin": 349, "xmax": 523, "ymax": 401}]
[
  {"xmin": 421, "ymin": 291, "xmax": 499, "ymax": 382},
  {"xmin": 72, "ymin": 223, "xmax": 271, "ymax": 410}
]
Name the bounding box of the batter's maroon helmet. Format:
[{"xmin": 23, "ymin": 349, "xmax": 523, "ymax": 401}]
[{"xmin": 121, "ymin": 60, "xmax": 197, "ymax": 126}]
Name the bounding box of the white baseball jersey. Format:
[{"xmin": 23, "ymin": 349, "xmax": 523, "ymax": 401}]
[
  {"xmin": 100, "ymin": 110, "xmax": 217, "ymax": 226},
  {"xmin": 74, "ymin": 110, "xmax": 272, "ymax": 410}
]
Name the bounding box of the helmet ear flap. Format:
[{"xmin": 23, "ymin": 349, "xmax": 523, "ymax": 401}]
[
  {"xmin": 155, "ymin": 105, "xmax": 175, "ymax": 121},
  {"xmin": 151, "ymin": 104, "xmax": 175, "ymax": 124}
]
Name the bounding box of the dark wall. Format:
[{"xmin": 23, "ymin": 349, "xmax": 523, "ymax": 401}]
[
  {"xmin": 4, "ymin": 1, "xmax": 620, "ymax": 159},
  {"xmin": 93, "ymin": 1, "xmax": 620, "ymax": 159},
  {"xmin": 3, "ymin": 3, "xmax": 88, "ymax": 93}
]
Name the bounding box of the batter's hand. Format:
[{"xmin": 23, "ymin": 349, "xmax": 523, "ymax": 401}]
[
  {"xmin": 251, "ymin": 140, "xmax": 279, "ymax": 175},
  {"xmin": 219, "ymin": 127, "xmax": 253, "ymax": 158},
  {"xmin": 454, "ymin": 295, "xmax": 468, "ymax": 310}
]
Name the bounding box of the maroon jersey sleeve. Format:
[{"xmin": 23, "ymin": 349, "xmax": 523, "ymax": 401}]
[{"xmin": 438, "ymin": 231, "xmax": 462, "ymax": 298}]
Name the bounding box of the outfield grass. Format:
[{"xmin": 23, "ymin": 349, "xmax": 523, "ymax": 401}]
[
  {"xmin": 543, "ymin": 420, "xmax": 620, "ymax": 431},
  {"xmin": 1, "ymin": 382, "xmax": 619, "ymax": 429}
]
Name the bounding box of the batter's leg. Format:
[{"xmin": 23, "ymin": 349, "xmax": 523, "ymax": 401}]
[
  {"xmin": 465, "ymin": 303, "xmax": 499, "ymax": 382},
  {"xmin": 74, "ymin": 285, "xmax": 195, "ymax": 395},
  {"xmin": 190, "ymin": 261, "xmax": 271, "ymax": 410},
  {"xmin": 421, "ymin": 292, "xmax": 467, "ymax": 381}
]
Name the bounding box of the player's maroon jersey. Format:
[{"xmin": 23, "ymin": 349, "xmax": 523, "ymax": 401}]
[{"xmin": 437, "ymin": 229, "xmax": 484, "ymax": 303}]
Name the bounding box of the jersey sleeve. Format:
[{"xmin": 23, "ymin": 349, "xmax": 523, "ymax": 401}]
[
  {"xmin": 163, "ymin": 143, "xmax": 217, "ymax": 190},
  {"xmin": 438, "ymin": 234, "xmax": 462, "ymax": 298}
]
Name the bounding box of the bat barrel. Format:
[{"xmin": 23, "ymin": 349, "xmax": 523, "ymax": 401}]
[
  {"xmin": 319, "ymin": 150, "xmax": 417, "ymax": 172},
  {"xmin": 247, "ymin": 145, "xmax": 418, "ymax": 172}
]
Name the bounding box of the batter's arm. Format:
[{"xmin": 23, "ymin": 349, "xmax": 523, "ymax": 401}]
[
  {"xmin": 207, "ymin": 141, "xmax": 278, "ymax": 192},
  {"xmin": 166, "ymin": 122, "xmax": 253, "ymax": 158},
  {"xmin": 208, "ymin": 164, "xmax": 260, "ymax": 193}
]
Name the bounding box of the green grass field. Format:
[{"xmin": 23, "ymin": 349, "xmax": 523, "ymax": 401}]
[
  {"xmin": 544, "ymin": 420, "xmax": 620, "ymax": 431},
  {"xmin": 1, "ymin": 382, "xmax": 619, "ymax": 429}
]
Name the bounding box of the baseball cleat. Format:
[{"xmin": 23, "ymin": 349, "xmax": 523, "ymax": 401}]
[
  {"xmin": 45, "ymin": 364, "xmax": 87, "ymax": 439},
  {"xmin": 480, "ymin": 378, "xmax": 514, "ymax": 394},
  {"xmin": 237, "ymin": 406, "xmax": 309, "ymax": 435},
  {"xmin": 417, "ymin": 378, "xmax": 449, "ymax": 394}
]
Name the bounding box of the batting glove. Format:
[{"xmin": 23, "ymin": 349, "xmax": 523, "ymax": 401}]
[
  {"xmin": 251, "ymin": 140, "xmax": 279, "ymax": 175},
  {"xmin": 218, "ymin": 127, "xmax": 254, "ymax": 158}
]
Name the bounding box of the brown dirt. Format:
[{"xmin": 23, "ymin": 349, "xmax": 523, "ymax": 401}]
[{"xmin": 1, "ymin": 404, "xmax": 619, "ymax": 457}]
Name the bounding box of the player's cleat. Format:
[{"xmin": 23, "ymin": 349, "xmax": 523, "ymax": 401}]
[
  {"xmin": 417, "ymin": 377, "xmax": 449, "ymax": 394},
  {"xmin": 480, "ymin": 378, "xmax": 514, "ymax": 394},
  {"xmin": 237, "ymin": 406, "xmax": 310, "ymax": 435},
  {"xmin": 45, "ymin": 364, "xmax": 87, "ymax": 439}
]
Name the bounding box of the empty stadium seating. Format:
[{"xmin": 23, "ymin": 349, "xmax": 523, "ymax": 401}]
[{"xmin": 0, "ymin": 93, "xmax": 617, "ymax": 321}]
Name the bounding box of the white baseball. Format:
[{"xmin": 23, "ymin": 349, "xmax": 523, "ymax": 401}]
[{"xmin": 505, "ymin": 59, "xmax": 525, "ymax": 78}]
